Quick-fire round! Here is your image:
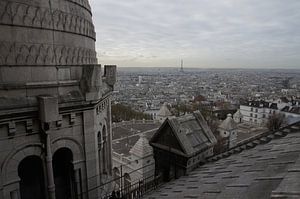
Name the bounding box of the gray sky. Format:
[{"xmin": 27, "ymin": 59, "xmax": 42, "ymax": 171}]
[{"xmin": 90, "ymin": 0, "xmax": 300, "ymax": 68}]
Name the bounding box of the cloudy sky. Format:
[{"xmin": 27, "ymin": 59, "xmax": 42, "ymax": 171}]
[{"xmin": 90, "ymin": 0, "xmax": 300, "ymax": 68}]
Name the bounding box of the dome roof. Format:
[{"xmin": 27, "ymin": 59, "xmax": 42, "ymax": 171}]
[
  {"xmin": 0, "ymin": 0, "xmax": 96, "ymax": 68},
  {"xmin": 219, "ymin": 114, "xmax": 237, "ymax": 130},
  {"xmin": 0, "ymin": 0, "xmax": 104, "ymax": 107}
]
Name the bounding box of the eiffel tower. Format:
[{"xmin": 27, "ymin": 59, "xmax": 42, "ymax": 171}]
[{"xmin": 180, "ymin": 59, "xmax": 184, "ymax": 72}]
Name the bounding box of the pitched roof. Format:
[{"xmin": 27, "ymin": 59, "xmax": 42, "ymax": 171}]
[
  {"xmin": 145, "ymin": 122, "xmax": 300, "ymax": 199},
  {"xmin": 129, "ymin": 133, "xmax": 153, "ymax": 158},
  {"xmin": 157, "ymin": 102, "xmax": 172, "ymax": 117},
  {"xmin": 150, "ymin": 111, "xmax": 217, "ymax": 157},
  {"xmin": 219, "ymin": 114, "xmax": 237, "ymax": 131}
]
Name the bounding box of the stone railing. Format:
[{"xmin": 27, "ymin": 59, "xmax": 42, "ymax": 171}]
[
  {"xmin": 112, "ymin": 120, "xmax": 160, "ymax": 128},
  {"xmin": 207, "ymin": 121, "xmax": 300, "ymax": 162}
]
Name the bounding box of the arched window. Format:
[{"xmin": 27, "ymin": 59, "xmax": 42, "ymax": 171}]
[{"xmin": 52, "ymin": 148, "xmax": 75, "ymax": 199}]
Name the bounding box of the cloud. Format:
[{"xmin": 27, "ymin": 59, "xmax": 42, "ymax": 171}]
[{"xmin": 89, "ymin": 0, "xmax": 300, "ymax": 68}]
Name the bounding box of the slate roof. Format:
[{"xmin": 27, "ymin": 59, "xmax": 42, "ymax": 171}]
[
  {"xmin": 112, "ymin": 129, "xmax": 158, "ymax": 157},
  {"xmin": 150, "ymin": 111, "xmax": 217, "ymax": 157},
  {"xmin": 145, "ymin": 121, "xmax": 300, "ymax": 199},
  {"xmin": 112, "ymin": 121, "xmax": 161, "ymax": 156},
  {"xmin": 129, "ymin": 133, "xmax": 153, "ymax": 158}
]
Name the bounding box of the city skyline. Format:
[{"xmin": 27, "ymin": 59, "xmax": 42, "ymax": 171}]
[{"xmin": 90, "ymin": 0, "xmax": 300, "ymax": 68}]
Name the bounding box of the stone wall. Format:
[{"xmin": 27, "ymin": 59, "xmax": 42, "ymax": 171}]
[{"xmin": 0, "ymin": 0, "xmax": 117, "ymax": 198}]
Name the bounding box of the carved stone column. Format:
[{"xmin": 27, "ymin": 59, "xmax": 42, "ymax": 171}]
[{"xmin": 46, "ymin": 132, "xmax": 56, "ymax": 199}]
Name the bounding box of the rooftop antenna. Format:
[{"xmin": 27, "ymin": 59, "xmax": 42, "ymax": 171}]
[{"xmin": 180, "ymin": 59, "xmax": 184, "ymax": 72}]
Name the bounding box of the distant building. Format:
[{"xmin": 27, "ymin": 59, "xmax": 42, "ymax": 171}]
[
  {"xmin": 233, "ymin": 109, "xmax": 243, "ymax": 123},
  {"xmin": 144, "ymin": 109, "xmax": 160, "ymax": 120},
  {"xmin": 157, "ymin": 103, "xmax": 173, "ymax": 123},
  {"xmin": 150, "ymin": 111, "xmax": 217, "ymax": 181},
  {"xmin": 138, "ymin": 76, "xmax": 143, "ymax": 85},
  {"xmin": 240, "ymin": 100, "xmax": 300, "ymax": 126}
]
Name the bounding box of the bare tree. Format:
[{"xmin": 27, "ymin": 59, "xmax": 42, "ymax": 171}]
[{"xmin": 267, "ymin": 113, "xmax": 286, "ymax": 131}]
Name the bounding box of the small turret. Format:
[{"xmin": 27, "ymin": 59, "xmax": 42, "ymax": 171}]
[{"xmin": 218, "ymin": 114, "xmax": 238, "ymax": 148}]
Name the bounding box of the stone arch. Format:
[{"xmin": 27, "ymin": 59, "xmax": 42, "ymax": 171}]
[
  {"xmin": 18, "ymin": 155, "xmax": 46, "ymax": 199},
  {"xmin": 1, "ymin": 143, "xmax": 44, "ymax": 185},
  {"xmin": 51, "ymin": 137, "xmax": 84, "ymax": 163}
]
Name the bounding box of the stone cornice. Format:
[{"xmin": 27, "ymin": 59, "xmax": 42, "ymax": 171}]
[
  {"xmin": 0, "ymin": 92, "xmax": 112, "ymax": 122},
  {"xmin": 0, "ymin": 1, "xmax": 95, "ymax": 40}
]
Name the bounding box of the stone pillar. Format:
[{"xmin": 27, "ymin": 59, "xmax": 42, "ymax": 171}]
[
  {"xmin": 107, "ymin": 97, "xmax": 113, "ymax": 175},
  {"xmin": 83, "ymin": 110, "xmax": 101, "ymax": 199},
  {"xmin": 38, "ymin": 96, "xmax": 59, "ymax": 199},
  {"xmin": 3, "ymin": 182, "xmax": 20, "ymax": 199},
  {"xmin": 74, "ymin": 168, "xmax": 83, "ymax": 199},
  {"xmin": 46, "ymin": 133, "xmax": 56, "ymax": 199},
  {"xmin": 0, "ymin": 175, "xmax": 3, "ymax": 199},
  {"xmin": 9, "ymin": 190, "xmax": 18, "ymax": 199}
]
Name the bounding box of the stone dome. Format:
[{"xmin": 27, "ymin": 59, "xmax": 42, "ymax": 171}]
[
  {"xmin": 0, "ymin": 0, "xmax": 109, "ymax": 109},
  {"xmin": 219, "ymin": 114, "xmax": 237, "ymax": 131},
  {"xmin": 0, "ymin": 0, "xmax": 96, "ymax": 69}
]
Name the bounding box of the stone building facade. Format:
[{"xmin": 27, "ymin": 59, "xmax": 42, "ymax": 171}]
[{"xmin": 0, "ymin": 0, "xmax": 116, "ymax": 199}]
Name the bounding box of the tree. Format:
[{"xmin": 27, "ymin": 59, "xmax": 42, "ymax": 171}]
[
  {"xmin": 111, "ymin": 104, "xmax": 152, "ymax": 122},
  {"xmin": 267, "ymin": 113, "xmax": 286, "ymax": 131}
]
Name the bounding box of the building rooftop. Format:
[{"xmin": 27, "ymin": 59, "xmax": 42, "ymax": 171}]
[
  {"xmin": 145, "ymin": 122, "xmax": 300, "ymax": 199},
  {"xmin": 112, "ymin": 120, "xmax": 161, "ymax": 157},
  {"xmin": 150, "ymin": 111, "xmax": 217, "ymax": 157}
]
